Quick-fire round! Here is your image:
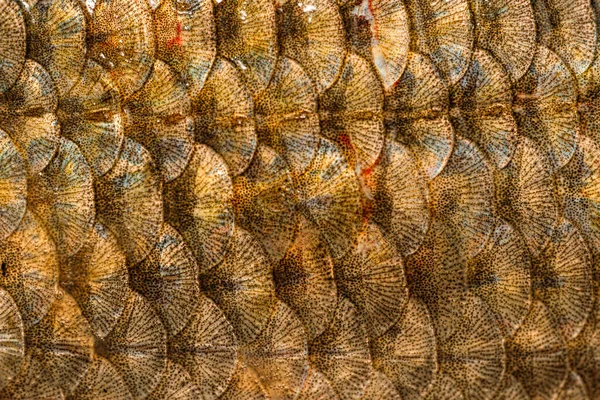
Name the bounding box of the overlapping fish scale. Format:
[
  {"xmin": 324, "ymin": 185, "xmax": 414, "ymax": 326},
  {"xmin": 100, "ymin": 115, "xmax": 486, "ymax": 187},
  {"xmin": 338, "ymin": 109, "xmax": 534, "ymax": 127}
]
[{"xmin": 4, "ymin": 0, "xmax": 600, "ymax": 398}]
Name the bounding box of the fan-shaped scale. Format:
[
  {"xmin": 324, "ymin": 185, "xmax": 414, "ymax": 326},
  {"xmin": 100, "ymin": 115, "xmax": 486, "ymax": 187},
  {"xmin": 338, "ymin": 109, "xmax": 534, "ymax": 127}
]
[
  {"xmin": 467, "ymin": 219, "xmax": 532, "ymax": 338},
  {"xmin": 28, "ymin": 138, "xmax": 95, "ymax": 258},
  {"xmin": 254, "ymin": 57, "xmax": 319, "ymax": 175},
  {"xmin": 88, "ymin": 0, "xmax": 155, "ymax": 98},
  {"xmin": 385, "ymin": 51, "xmax": 454, "ymax": 180},
  {"xmin": 233, "ymin": 144, "xmax": 298, "ymax": 263},
  {"xmin": 26, "ymin": 291, "xmax": 94, "ymax": 396},
  {"xmin": 0, "ymin": 210, "xmax": 59, "ymax": 326},
  {"xmin": 559, "ymin": 135, "xmax": 600, "ymax": 259},
  {"xmin": 27, "ymin": 0, "xmax": 86, "ymax": 97},
  {"xmin": 338, "ymin": 0, "xmax": 410, "ymax": 89},
  {"xmin": 62, "ymin": 222, "xmax": 128, "ymax": 339},
  {"xmin": 359, "ymin": 370, "xmax": 402, "ymax": 400},
  {"xmin": 404, "ymin": 0, "xmax": 474, "ymax": 85},
  {"xmin": 214, "ymin": 0, "xmax": 277, "ymax": 95},
  {"xmin": 124, "ymin": 59, "xmax": 194, "ymax": 182},
  {"xmin": 569, "ymin": 300, "xmax": 600, "ymax": 399},
  {"xmin": 532, "ymin": 220, "xmax": 594, "ymax": 341},
  {"xmin": 58, "ymin": 60, "xmax": 124, "ymax": 177},
  {"xmin": 309, "ymin": 297, "xmax": 372, "ymax": 400},
  {"xmin": 153, "ymin": 0, "xmax": 216, "ymax": 98},
  {"xmin": 219, "ymin": 363, "xmax": 269, "ymax": 400},
  {"xmin": 371, "ymin": 297, "xmax": 438, "ymax": 400},
  {"xmin": 95, "ymin": 137, "xmax": 163, "ymax": 265},
  {"xmin": 165, "ymin": 143, "xmax": 233, "ymax": 270},
  {"xmin": 437, "ymin": 294, "xmax": 506, "ymax": 400},
  {"xmin": 471, "ymin": 0, "xmax": 536, "ymax": 82},
  {"xmin": 405, "ymin": 219, "xmax": 469, "ymax": 342},
  {"xmin": 0, "ymin": 353, "xmax": 64, "ymax": 399},
  {"xmin": 429, "ymin": 137, "xmax": 495, "ymax": 259},
  {"xmin": 334, "ymin": 221, "xmax": 407, "ymax": 339},
  {"xmin": 0, "ymin": 129, "xmax": 26, "ymax": 241},
  {"xmin": 69, "ymin": 356, "xmax": 133, "ymax": 400},
  {"xmin": 513, "ymin": 45, "xmax": 579, "ymax": 170},
  {"xmin": 199, "ymin": 227, "xmax": 276, "ymax": 344},
  {"xmin": 495, "ymin": 375, "xmax": 530, "ymax": 400},
  {"xmin": 297, "ymin": 368, "xmax": 339, "ymax": 400},
  {"xmin": 451, "ymin": 48, "xmax": 517, "ymax": 170},
  {"xmin": 273, "ymin": 215, "xmax": 337, "ymax": 341},
  {"xmin": 168, "ymin": 294, "xmax": 237, "ymax": 400},
  {"xmin": 532, "ymin": 0, "xmax": 596, "ymax": 76},
  {"xmin": 0, "ymin": 0, "xmax": 26, "ymax": 93},
  {"xmin": 0, "ymin": 59, "xmax": 60, "ymax": 174},
  {"xmin": 146, "ymin": 360, "xmax": 202, "ymax": 400},
  {"xmin": 557, "ymin": 372, "xmax": 589, "ymax": 400},
  {"xmin": 0, "ymin": 287, "xmax": 24, "ymax": 391},
  {"xmin": 95, "ymin": 291, "xmax": 167, "ymax": 400},
  {"xmin": 494, "ymin": 137, "xmax": 559, "ymax": 258},
  {"xmin": 129, "ymin": 223, "xmax": 199, "ymax": 338},
  {"xmin": 241, "ymin": 301, "xmax": 309, "ymax": 400},
  {"xmin": 193, "ymin": 57, "xmax": 257, "ymax": 176},
  {"xmin": 368, "ymin": 139, "xmax": 429, "ymax": 256},
  {"xmin": 423, "ymin": 373, "xmax": 465, "ymax": 400},
  {"xmin": 506, "ymin": 300, "xmax": 569, "ymax": 400},
  {"xmin": 320, "ymin": 52, "xmax": 384, "ymax": 171},
  {"xmin": 277, "ymin": 0, "xmax": 346, "ymax": 93},
  {"xmin": 578, "ymin": 49, "xmax": 600, "ymax": 142},
  {"xmin": 295, "ymin": 138, "xmax": 362, "ymax": 259}
]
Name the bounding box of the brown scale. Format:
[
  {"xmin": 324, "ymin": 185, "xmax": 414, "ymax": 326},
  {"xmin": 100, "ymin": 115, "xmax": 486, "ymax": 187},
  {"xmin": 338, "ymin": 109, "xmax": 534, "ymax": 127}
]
[
  {"xmin": 254, "ymin": 57, "xmax": 319, "ymax": 176},
  {"xmin": 87, "ymin": 0, "xmax": 156, "ymax": 99},
  {"xmin": 146, "ymin": 360, "xmax": 201, "ymax": 400},
  {"xmin": 26, "ymin": 0, "xmax": 87, "ymax": 98},
  {"xmin": 95, "ymin": 137, "xmax": 163, "ymax": 266},
  {"xmin": 309, "ymin": 296, "xmax": 372, "ymax": 400},
  {"xmin": 273, "ymin": 215, "xmax": 337, "ymax": 341},
  {"xmin": 167, "ymin": 294, "xmax": 237, "ymax": 400},
  {"xmin": 505, "ymin": 300, "xmax": 569, "ymax": 400},
  {"xmin": 471, "ymin": 0, "xmax": 536, "ymax": 83},
  {"xmin": 27, "ymin": 137, "xmax": 96, "ymax": 258},
  {"xmin": 450, "ymin": 49, "xmax": 518, "ymax": 170},
  {"xmin": 198, "ymin": 226, "xmax": 275, "ymax": 345},
  {"xmin": 466, "ymin": 219, "xmax": 532, "ymax": 338},
  {"xmin": 385, "ymin": 51, "xmax": 454, "ymax": 181},
  {"xmin": 219, "ymin": 363, "xmax": 269, "ymax": 400},
  {"xmin": 127, "ymin": 222, "xmax": 200, "ymax": 338},
  {"xmin": 0, "ymin": 210, "xmax": 59, "ymax": 327},
  {"xmin": 0, "ymin": 59, "xmax": 60, "ymax": 175},
  {"xmin": 214, "ymin": 0, "xmax": 277, "ymax": 96},
  {"xmin": 25, "ymin": 291, "xmax": 94, "ymax": 397},
  {"xmin": 276, "ymin": 0, "xmax": 346, "ymax": 94},
  {"xmin": 57, "ymin": 59, "xmax": 124, "ymax": 178},
  {"xmin": 371, "ymin": 297, "xmax": 437, "ymax": 400},
  {"xmin": 124, "ymin": 59, "xmax": 194, "ymax": 183},
  {"xmin": 62, "ymin": 222, "xmax": 128, "ymax": 339},
  {"xmin": 69, "ymin": 356, "xmax": 133, "ymax": 400},
  {"xmin": 530, "ymin": 220, "xmax": 594, "ymax": 341},
  {"xmin": 297, "ymin": 368, "xmax": 339, "ymax": 400},
  {"xmin": 153, "ymin": 0, "xmax": 216, "ymax": 99},
  {"xmin": 193, "ymin": 57, "xmax": 257, "ymax": 177},
  {"xmin": 337, "ymin": 0, "xmax": 410, "ymax": 90},
  {"xmin": 0, "ymin": 0, "xmax": 26, "ymax": 93},
  {"xmin": 232, "ymin": 144, "xmax": 298, "ymax": 263},
  {"xmin": 240, "ymin": 300, "xmax": 309, "ymax": 400},
  {"xmin": 333, "ymin": 220, "xmax": 408, "ymax": 339},
  {"xmin": 532, "ymin": 0, "xmax": 596, "ymax": 77},
  {"xmin": 568, "ymin": 295, "xmax": 600, "ymax": 399},
  {"xmin": 0, "ymin": 287, "xmax": 24, "ymax": 393},
  {"xmin": 319, "ymin": 52, "xmax": 385, "ymax": 172},
  {"xmin": 93, "ymin": 290, "xmax": 167, "ymax": 400}
]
